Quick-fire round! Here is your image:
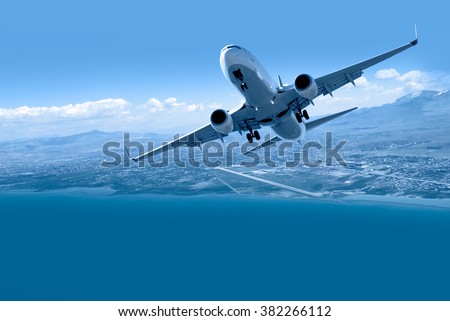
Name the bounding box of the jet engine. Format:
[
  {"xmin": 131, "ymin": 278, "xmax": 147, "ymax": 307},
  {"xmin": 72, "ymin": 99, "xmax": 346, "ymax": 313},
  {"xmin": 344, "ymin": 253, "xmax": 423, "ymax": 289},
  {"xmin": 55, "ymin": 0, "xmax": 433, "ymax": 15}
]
[
  {"xmin": 294, "ymin": 74, "xmax": 318, "ymax": 101},
  {"xmin": 210, "ymin": 109, "xmax": 234, "ymax": 134}
]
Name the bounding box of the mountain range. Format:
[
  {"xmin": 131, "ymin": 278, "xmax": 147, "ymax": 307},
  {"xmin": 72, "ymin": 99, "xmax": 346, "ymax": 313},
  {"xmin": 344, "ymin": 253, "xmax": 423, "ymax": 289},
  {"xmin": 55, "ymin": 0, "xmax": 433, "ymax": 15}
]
[{"xmin": 0, "ymin": 90, "xmax": 449, "ymax": 199}]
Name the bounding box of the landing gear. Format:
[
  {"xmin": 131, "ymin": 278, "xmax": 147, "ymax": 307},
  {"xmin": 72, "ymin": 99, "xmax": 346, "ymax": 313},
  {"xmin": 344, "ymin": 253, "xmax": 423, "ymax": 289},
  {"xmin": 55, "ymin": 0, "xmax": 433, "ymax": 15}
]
[
  {"xmin": 295, "ymin": 109, "xmax": 310, "ymax": 123},
  {"xmin": 232, "ymin": 69, "xmax": 244, "ymax": 81},
  {"xmin": 233, "ymin": 69, "xmax": 248, "ymax": 92},
  {"xmin": 246, "ymin": 130, "xmax": 260, "ymax": 143},
  {"xmin": 302, "ymin": 109, "xmax": 310, "ymax": 120}
]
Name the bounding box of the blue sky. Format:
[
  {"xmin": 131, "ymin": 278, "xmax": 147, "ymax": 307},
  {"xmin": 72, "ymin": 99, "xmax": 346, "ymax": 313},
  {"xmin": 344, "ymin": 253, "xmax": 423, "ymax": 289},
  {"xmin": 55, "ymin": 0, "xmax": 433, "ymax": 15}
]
[{"xmin": 1, "ymin": 0, "xmax": 449, "ymax": 139}]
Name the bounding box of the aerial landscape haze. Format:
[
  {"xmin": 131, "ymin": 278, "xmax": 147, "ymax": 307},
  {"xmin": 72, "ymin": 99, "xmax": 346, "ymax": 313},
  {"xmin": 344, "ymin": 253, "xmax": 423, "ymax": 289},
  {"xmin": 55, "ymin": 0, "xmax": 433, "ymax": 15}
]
[{"xmin": 1, "ymin": 0, "xmax": 450, "ymax": 307}]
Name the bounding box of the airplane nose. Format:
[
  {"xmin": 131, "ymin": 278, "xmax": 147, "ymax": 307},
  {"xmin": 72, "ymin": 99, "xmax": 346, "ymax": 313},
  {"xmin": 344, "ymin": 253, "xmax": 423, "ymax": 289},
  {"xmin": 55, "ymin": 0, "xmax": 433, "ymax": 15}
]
[
  {"xmin": 220, "ymin": 47, "xmax": 238, "ymax": 63},
  {"xmin": 221, "ymin": 44, "xmax": 242, "ymax": 52},
  {"xmin": 220, "ymin": 46, "xmax": 241, "ymax": 78}
]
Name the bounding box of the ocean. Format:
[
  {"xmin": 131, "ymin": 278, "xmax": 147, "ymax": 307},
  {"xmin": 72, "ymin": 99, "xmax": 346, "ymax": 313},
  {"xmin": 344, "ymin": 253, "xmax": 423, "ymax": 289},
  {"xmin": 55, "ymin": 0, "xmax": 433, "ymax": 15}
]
[{"xmin": 1, "ymin": 190, "xmax": 449, "ymax": 300}]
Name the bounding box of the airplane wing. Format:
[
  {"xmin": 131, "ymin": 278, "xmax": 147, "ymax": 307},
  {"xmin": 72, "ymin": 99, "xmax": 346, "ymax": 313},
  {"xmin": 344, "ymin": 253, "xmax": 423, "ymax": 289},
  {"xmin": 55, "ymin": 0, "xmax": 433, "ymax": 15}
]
[
  {"xmin": 283, "ymin": 30, "xmax": 418, "ymax": 113},
  {"xmin": 132, "ymin": 123, "xmax": 218, "ymax": 161},
  {"xmin": 314, "ymin": 36, "xmax": 418, "ymax": 98},
  {"xmin": 243, "ymin": 107, "xmax": 358, "ymax": 155},
  {"xmin": 131, "ymin": 104, "xmax": 261, "ymax": 161}
]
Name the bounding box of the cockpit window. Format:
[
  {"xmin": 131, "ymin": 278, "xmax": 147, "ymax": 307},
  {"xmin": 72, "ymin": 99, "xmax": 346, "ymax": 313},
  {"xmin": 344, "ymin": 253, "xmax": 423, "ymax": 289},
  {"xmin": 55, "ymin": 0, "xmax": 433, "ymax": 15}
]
[{"xmin": 222, "ymin": 45, "xmax": 241, "ymax": 51}]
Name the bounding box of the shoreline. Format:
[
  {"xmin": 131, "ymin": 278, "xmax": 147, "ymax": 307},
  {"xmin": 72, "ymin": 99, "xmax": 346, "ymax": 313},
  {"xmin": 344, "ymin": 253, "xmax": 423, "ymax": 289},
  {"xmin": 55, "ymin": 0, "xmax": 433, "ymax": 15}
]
[{"xmin": 1, "ymin": 187, "xmax": 449, "ymax": 209}]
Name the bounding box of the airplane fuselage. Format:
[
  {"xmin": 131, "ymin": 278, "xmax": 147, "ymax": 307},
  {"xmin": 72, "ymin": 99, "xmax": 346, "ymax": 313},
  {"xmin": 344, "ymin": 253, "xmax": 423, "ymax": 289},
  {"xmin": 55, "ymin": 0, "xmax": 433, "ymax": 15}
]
[{"xmin": 220, "ymin": 45, "xmax": 304, "ymax": 140}]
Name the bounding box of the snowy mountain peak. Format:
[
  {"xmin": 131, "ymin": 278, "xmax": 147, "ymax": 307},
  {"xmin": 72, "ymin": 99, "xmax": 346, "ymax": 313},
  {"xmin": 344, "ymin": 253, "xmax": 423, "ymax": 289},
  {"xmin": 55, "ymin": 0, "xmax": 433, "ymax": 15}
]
[{"xmin": 393, "ymin": 90, "xmax": 446, "ymax": 104}]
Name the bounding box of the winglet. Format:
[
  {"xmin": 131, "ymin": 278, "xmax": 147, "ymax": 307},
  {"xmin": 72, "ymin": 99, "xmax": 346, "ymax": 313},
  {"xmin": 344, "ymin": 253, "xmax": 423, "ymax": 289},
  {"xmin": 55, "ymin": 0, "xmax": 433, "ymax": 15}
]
[{"xmin": 411, "ymin": 24, "xmax": 418, "ymax": 46}]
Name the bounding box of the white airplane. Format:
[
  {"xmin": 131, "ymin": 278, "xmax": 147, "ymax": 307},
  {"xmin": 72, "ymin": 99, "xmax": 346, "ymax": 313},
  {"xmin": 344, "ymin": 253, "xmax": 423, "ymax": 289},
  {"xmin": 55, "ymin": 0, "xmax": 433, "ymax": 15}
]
[{"xmin": 132, "ymin": 30, "xmax": 418, "ymax": 161}]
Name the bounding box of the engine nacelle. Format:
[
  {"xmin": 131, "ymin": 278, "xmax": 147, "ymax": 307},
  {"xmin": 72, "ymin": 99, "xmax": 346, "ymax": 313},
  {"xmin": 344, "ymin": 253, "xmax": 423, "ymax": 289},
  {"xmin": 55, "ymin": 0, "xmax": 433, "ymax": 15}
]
[
  {"xmin": 294, "ymin": 74, "xmax": 318, "ymax": 101},
  {"xmin": 210, "ymin": 109, "xmax": 234, "ymax": 135}
]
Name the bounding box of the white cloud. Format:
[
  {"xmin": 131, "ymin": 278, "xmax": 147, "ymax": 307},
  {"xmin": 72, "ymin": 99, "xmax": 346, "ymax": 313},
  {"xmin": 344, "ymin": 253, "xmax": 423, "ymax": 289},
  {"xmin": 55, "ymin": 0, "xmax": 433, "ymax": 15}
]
[
  {"xmin": 404, "ymin": 81, "xmax": 425, "ymax": 91},
  {"xmin": 396, "ymin": 70, "xmax": 423, "ymax": 82},
  {"xmin": 207, "ymin": 102, "xmax": 223, "ymax": 110},
  {"xmin": 309, "ymin": 69, "xmax": 450, "ymax": 116},
  {"xmin": 343, "ymin": 76, "xmax": 381, "ymax": 91},
  {"xmin": 143, "ymin": 97, "xmax": 205, "ymax": 113},
  {"xmin": 186, "ymin": 104, "xmax": 202, "ymax": 111},
  {"xmin": 146, "ymin": 98, "xmax": 163, "ymax": 108},
  {"xmin": 395, "ymin": 70, "xmax": 443, "ymax": 93},
  {"xmin": 0, "ymin": 97, "xmax": 221, "ymax": 140},
  {"xmin": 0, "ymin": 99, "xmax": 131, "ymax": 140},
  {"xmin": 145, "ymin": 98, "xmax": 164, "ymax": 113},
  {"xmin": 354, "ymin": 76, "xmax": 379, "ymax": 89},
  {"xmin": 164, "ymin": 97, "xmax": 184, "ymax": 107},
  {"xmin": 0, "ymin": 99, "xmax": 128, "ymax": 120},
  {"xmin": 375, "ymin": 68, "xmax": 400, "ymax": 79},
  {"xmin": 383, "ymin": 86, "xmax": 405, "ymax": 96}
]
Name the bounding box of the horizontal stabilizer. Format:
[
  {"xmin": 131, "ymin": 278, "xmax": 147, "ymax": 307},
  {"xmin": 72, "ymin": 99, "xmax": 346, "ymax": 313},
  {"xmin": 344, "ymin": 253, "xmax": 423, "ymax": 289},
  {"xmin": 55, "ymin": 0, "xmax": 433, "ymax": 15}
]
[{"xmin": 305, "ymin": 107, "xmax": 358, "ymax": 131}]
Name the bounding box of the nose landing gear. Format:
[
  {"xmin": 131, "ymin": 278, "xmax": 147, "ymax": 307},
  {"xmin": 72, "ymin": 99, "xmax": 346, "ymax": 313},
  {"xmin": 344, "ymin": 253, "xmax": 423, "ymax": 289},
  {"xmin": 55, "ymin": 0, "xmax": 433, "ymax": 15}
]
[{"xmin": 233, "ymin": 69, "xmax": 248, "ymax": 92}]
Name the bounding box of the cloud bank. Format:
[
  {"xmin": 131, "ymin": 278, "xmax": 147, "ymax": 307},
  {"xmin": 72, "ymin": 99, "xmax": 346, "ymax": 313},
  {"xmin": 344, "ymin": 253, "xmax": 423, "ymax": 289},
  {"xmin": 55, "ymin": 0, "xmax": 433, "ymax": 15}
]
[
  {"xmin": 0, "ymin": 99, "xmax": 129, "ymax": 120},
  {"xmin": 1, "ymin": 69, "xmax": 449, "ymax": 141},
  {"xmin": 0, "ymin": 97, "xmax": 219, "ymax": 141},
  {"xmin": 375, "ymin": 68, "xmax": 400, "ymax": 79},
  {"xmin": 315, "ymin": 69, "xmax": 450, "ymax": 114}
]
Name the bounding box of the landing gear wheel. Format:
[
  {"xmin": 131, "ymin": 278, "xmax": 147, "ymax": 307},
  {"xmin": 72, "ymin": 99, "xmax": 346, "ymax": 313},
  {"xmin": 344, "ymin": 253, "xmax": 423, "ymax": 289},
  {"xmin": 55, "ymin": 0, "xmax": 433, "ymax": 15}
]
[
  {"xmin": 246, "ymin": 133, "xmax": 253, "ymax": 144},
  {"xmin": 295, "ymin": 112, "xmax": 302, "ymax": 123},
  {"xmin": 302, "ymin": 109, "xmax": 310, "ymax": 120},
  {"xmin": 254, "ymin": 130, "xmax": 261, "ymax": 141}
]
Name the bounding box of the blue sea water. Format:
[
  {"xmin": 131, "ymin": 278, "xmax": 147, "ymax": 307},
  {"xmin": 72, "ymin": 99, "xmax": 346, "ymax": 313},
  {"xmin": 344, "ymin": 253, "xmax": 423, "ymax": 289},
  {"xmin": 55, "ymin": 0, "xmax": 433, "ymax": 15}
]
[{"xmin": 0, "ymin": 191, "xmax": 449, "ymax": 300}]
